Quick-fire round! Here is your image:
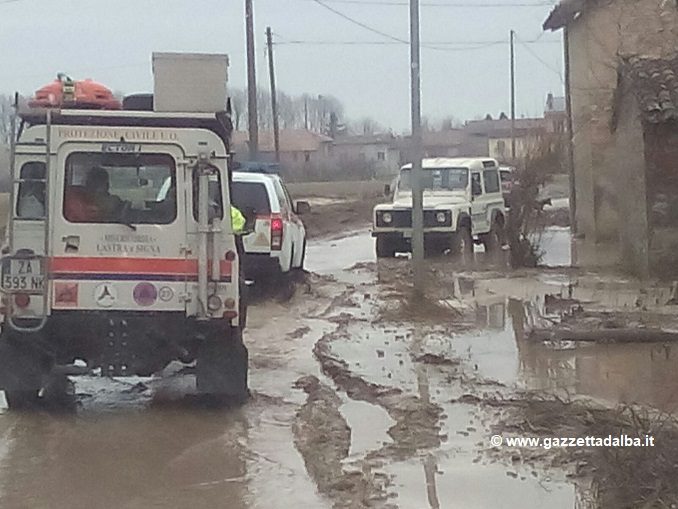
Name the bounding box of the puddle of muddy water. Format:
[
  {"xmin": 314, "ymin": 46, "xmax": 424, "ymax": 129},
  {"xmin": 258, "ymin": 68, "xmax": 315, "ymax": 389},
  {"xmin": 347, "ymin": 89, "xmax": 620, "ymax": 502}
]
[
  {"xmin": 539, "ymin": 227, "xmax": 572, "ymax": 268},
  {"xmin": 306, "ymin": 230, "xmax": 374, "ymax": 276},
  {"xmin": 386, "ymin": 456, "xmax": 576, "ymax": 509},
  {"xmin": 454, "ymin": 299, "xmax": 678, "ymax": 414},
  {"xmin": 339, "ymin": 399, "xmax": 395, "ymax": 459}
]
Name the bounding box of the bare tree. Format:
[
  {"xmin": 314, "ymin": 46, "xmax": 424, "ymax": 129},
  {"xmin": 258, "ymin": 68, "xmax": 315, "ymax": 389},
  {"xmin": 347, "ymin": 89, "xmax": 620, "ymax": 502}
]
[
  {"xmin": 354, "ymin": 117, "xmax": 382, "ymax": 135},
  {"xmin": 0, "ymin": 94, "xmax": 13, "ymax": 145}
]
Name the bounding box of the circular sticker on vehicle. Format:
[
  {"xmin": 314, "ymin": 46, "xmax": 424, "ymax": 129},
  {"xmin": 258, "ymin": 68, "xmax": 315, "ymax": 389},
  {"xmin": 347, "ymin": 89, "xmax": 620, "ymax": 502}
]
[
  {"xmin": 94, "ymin": 283, "xmax": 117, "ymax": 308},
  {"xmin": 158, "ymin": 286, "xmax": 174, "ymax": 302},
  {"xmin": 133, "ymin": 283, "xmax": 158, "ymax": 307}
]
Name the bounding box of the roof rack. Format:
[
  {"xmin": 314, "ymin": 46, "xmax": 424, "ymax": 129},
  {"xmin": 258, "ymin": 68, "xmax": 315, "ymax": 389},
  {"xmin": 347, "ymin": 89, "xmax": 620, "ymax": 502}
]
[{"xmin": 17, "ymin": 107, "xmax": 233, "ymax": 149}]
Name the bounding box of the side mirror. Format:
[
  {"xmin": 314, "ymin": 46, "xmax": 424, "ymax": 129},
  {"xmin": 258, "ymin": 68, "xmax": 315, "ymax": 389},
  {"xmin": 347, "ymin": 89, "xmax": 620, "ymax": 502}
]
[
  {"xmin": 296, "ymin": 201, "xmax": 311, "ymax": 215},
  {"xmin": 383, "ymin": 184, "xmax": 391, "ymax": 197}
]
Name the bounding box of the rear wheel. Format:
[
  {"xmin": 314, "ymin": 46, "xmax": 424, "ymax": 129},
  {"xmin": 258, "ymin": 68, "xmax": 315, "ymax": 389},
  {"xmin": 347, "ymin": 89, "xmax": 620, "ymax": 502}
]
[
  {"xmin": 298, "ymin": 239, "xmax": 307, "ymax": 270},
  {"xmin": 196, "ymin": 328, "xmax": 249, "ymax": 404},
  {"xmin": 4, "ymin": 390, "xmax": 40, "ymax": 410},
  {"xmin": 376, "ymin": 236, "xmax": 396, "ymax": 258}
]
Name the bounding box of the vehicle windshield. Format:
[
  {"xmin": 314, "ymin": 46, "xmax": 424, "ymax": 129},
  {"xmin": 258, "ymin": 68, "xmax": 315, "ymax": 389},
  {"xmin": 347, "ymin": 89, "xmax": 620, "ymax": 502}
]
[
  {"xmin": 398, "ymin": 167, "xmax": 469, "ymax": 192},
  {"xmin": 63, "ymin": 152, "xmax": 176, "ymax": 225}
]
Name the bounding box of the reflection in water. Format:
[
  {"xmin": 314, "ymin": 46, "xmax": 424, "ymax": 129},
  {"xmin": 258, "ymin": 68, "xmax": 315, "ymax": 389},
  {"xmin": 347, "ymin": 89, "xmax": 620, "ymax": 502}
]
[
  {"xmin": 471, "ymin": 299, "xmax": 678, "ymax": 414},
  {"xmin": 0, "ymin": 408, "xmax": 250, "ymax": 509}
]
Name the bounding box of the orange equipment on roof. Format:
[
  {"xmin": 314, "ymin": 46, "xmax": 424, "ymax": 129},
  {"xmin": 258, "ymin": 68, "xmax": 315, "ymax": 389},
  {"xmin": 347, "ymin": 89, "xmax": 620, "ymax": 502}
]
[{"xmin": 28, "ymin": 74, "xmax": 122, "ymax": 110}]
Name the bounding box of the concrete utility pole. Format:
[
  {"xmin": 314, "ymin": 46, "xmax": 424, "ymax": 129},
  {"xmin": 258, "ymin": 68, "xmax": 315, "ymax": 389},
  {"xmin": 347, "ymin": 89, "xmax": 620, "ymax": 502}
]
[
  {"xmin": 245, "ymin": 0, "xmax": 259, "ymax": 160},
  {"xmin": 266, "ymin": 27, "xmax": 280, "ymax": 162},
  {"xmin": 510, "ymin": 29, "xmax": 516, "ymax": 161},
  {"xmin": 410, "ymin": 0, "xmax": 425, "ymax": 295}
]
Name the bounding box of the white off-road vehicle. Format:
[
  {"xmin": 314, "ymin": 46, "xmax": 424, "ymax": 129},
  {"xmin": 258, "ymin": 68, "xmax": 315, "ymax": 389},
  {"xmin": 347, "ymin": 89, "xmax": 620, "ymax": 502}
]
[
  {"xmin": 0, "ymin": 54, "xmax": 249, "ymax": 409},
  {"xmin": 372, "ymin": 158, "xmax": 506, "ymax": 257}
]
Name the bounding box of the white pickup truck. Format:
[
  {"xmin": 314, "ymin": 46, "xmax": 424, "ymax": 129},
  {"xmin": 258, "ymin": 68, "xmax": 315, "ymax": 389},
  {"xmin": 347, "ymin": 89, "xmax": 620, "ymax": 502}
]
[{"xmin": 372, "ymin": 157, "xmax": 507, "ymax": 257}]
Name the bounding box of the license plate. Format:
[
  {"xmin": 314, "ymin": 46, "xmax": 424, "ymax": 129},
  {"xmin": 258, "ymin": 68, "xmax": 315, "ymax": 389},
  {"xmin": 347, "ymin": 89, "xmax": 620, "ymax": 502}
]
[{"xmin": 1, "ymin": 259, "xmax": 44, "ymax": 292}]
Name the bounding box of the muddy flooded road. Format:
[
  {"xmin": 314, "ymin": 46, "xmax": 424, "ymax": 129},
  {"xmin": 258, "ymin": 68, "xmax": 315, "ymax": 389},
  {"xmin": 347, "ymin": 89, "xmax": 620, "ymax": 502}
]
[{"xmin": 0, "ymin": 227, "xmax": 674, "ymax": 508}]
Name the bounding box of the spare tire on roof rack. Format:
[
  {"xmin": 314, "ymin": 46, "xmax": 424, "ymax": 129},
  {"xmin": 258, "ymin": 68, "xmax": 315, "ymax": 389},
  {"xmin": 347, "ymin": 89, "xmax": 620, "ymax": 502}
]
[{"xmin": 28, "ymin": 74, "xmax": 122, "ymax": 110}]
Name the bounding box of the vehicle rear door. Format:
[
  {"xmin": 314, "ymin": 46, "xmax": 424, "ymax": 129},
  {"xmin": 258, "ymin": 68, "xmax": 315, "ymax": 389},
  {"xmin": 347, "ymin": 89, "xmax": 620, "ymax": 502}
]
[
  {"xmin": 231, "ymin": 180, "xmax": 272, "ymax": 254},
  {"xmin": 51, "ymin": 142, "xmax": 187, "ymax": 313},
  {"xmin": 470, "ymin": 171, "xmax": 489, "ymax": 233}
]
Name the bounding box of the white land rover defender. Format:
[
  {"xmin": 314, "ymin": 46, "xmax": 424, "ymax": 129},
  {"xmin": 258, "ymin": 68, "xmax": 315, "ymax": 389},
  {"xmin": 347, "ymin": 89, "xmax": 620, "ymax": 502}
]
[
  {"xmin": 0, "ymin": 54, "xmax": 249, "ymax": 409},
  {"xmin": 372, "ymin": 158, "xmax": 507, "ymax": 257}
]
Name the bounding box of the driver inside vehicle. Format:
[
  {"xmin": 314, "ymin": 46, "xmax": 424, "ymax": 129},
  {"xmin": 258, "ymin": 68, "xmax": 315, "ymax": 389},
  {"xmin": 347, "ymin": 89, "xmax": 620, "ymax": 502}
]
[{"xmin": 84, "ymin": 167, "xmax": 125, "ymax": 221}]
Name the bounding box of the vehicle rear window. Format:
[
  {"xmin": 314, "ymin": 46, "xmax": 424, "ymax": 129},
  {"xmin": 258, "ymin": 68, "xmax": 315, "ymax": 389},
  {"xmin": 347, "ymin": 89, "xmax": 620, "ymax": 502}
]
[
  {"xmin": 483, "ymin": 169, "xmax": 501, "ymax": 193},
  {"xmin": 232, "ymin": 182, "xmax": 271, "ymax": 215},
  {"xmin": 63, "ymin": 153, "xmax": 176, "ymax": 225}
]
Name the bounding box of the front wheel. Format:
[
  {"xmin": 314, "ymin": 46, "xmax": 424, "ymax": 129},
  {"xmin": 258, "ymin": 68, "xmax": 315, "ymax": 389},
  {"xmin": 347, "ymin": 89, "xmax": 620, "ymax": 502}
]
[
  {"xmin": 451, "ymin": 226, "xmax": 474, "ymax": 256},
  {"xmin": 196, "ymin": 329, "xmax": 249, "ymax": 404}
]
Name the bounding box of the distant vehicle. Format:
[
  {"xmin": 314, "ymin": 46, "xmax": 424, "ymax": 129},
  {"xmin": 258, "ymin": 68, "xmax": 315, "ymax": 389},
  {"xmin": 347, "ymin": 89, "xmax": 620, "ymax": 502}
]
[
  {"xmin": 372, "ymin": 158, "xmax": 507, "ymax": 257},
  {"xmin": 232, "ymin": 172, "xmax": 309, "ymax": 279},
  {"xmin": 234, "ymin": 161, "xmax": 281, "ymax": 174}
]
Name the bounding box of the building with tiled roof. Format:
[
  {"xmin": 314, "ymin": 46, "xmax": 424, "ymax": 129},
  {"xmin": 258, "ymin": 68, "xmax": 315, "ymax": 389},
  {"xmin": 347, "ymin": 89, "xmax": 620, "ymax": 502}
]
[{"xmin": 544, "ymin": 0, "xmax": 678, "ymax": 276}]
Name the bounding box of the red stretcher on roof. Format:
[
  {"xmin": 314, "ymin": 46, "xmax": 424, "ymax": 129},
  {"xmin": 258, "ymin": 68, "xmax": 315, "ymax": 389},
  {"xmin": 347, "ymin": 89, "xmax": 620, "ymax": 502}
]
[{"xmin": 28, "ymin": 75, "xmax": 122, "ymax": 110}]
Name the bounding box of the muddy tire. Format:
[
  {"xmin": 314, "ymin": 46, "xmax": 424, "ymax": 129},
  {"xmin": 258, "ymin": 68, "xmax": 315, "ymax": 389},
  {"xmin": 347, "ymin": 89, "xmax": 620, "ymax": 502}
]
[
  {"xmin": 482, "ymin": 220, "xmax": 504, "ymax": 253},
  {"xmin": 451, "ymin": 226, "xmax": 473, "ymax": 255},
  {"xmin": 375, "ymin": 236, "xmax": 396, "ymax": 258},
  {"xmin": 299, "ymin": 239, "xmax": 307, "ymax": 270},
  {"xmin": 0, "ymin": 335, "xmax": 48, "ymax": 411},
  {"xmin": 196, "ymin": 329, "xmax": 249, "ymax": 404},
  {"xmin": 4, "ymin": 390, "xmax": 40, "ymax": 410}
]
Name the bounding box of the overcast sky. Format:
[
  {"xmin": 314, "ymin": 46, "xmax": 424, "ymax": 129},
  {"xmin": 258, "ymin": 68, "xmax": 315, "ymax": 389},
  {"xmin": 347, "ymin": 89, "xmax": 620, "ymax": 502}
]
[{"xmin": 0, "ymin": 0, "xmax": 563, "ymax": 132}]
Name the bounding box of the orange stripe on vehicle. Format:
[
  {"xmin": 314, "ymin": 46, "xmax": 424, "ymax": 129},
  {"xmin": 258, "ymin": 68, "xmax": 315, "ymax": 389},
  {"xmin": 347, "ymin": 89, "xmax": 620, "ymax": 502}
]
[{"xmin": 49, "ymin": 257, "xmax": 232, "ymax": 276}]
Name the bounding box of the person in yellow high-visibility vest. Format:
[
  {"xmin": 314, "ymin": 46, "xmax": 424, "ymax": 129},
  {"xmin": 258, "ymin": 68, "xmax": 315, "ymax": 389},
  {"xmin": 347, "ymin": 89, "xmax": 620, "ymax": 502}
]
[{"xmin": 231, "ymin": 205, "xmax": 246, "ymax": 235}]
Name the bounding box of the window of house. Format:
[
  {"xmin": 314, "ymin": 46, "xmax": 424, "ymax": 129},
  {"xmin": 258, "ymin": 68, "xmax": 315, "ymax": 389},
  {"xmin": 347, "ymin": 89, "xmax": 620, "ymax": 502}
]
[
  {"xmin": 496, "ymin": 140, "xmax": 507, "ymax": 156},
  {"xmin": 483, "ymin": 169, "xmax": 501, "ymax": 194},
  {"xmin": 304, "ymin": 152, "xmax": 311, "ymax": 163},
  {"xmin": 377, "ymin": 151, "xmax": 386, "ymax": 161}
]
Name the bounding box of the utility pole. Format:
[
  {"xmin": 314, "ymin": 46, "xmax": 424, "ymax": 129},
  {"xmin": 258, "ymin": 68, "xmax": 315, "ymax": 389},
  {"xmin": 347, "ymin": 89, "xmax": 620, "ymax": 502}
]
[
  {"xmin": 266, "ymin": 27, "xmax": 280, "ymax": 162},
  {"xmin": 563, "ymin": 27, "xmax": 577, "ymax": 234},
  {"xmin": 510, "ymin": 29, "xmax": 516, "ymax": 161},
  {"xmin": 304, "ymin": 97, "xmax": 309, "ymax": 130},
  {"xmin": 245, "ymin": 0, "xmax": 259, "ymax": 161},
  {"xmin": 410, "ymin": 0, "xmax": 425, "ymax": 295}
]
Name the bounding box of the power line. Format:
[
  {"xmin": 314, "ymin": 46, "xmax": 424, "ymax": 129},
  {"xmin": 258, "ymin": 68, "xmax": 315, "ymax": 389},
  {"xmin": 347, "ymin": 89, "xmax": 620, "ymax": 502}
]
[
  {"xmin": 300, "ymin": 0, "xmax": 555, "ymax": 7},
  {"xmin": 274, "ymin": 38, "xmax": 560, "ymax": 46},
  {"xmin": 310, "ymin": 0, "xmax": 409, "ymax": 44},
  {"xmin": 308, "ymin": 0, "xmax": 554, "ymax": 52},
  {"xmin": 515, "ymin": 33, "xmax": 564, "ymax": 82}
]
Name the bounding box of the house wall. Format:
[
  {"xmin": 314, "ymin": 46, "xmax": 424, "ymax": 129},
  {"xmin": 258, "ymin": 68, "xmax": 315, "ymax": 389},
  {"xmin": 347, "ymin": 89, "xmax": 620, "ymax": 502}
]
[
  {"xmin": 613, "ymin": 87, "xmax": 649, "ymax": 276},
  {"xmin": 332, "ymin": 142, "xmax": 399, "ymax": 177},
  {"xmin": 644, "ymin": 122, "xmax": 678, "ymax": 276},
  {"xmin": 488, "ymin": 136, "xmax": 540, "ymax": 163},
  {"xmin": 566, "ymin": 0, "xmax": 678, "ymax": 243}
]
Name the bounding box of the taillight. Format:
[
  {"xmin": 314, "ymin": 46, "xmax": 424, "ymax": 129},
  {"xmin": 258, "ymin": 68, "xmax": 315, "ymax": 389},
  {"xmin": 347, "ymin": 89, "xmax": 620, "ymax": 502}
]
[
  {"xmin": 271, "ymin": 216, "xmax": 283, "ymax": 251},
  {"xmin": 15, "ymin": 294, "xmax": 30, "ymax": 309}
]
